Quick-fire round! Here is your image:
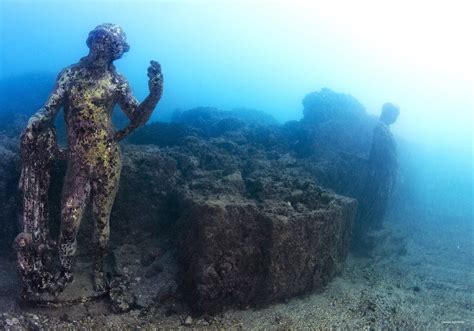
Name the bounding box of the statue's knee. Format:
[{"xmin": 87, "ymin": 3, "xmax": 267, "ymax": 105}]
[{"xmin": 61, "ymin": 206, "xmax": 84, "ymax": 227}]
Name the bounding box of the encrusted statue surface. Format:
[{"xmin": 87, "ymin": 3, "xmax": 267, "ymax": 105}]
[
  {"xmin": 354, "ymin": 103, "xmax": 399, "ymax": 249},
  {"xmin": 15, "ymin": 126, "xmax": 61, "ymax": 299},
  {"xmin": 16, "ymin": 23, "xmax": 163, "ymax": 298}
]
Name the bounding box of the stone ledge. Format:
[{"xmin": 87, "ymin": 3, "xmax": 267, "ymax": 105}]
[{"xmin": 178, "ymin": 192, "xmax": 356, "ymax": 313}]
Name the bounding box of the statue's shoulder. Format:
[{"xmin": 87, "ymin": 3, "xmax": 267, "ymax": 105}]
[
  {"xmin": 113, "ymin": 70, "xmax": 127, "ymax": 83},
  {"xmin": 56, "ymin": 65, "xmax": 79, "ymax": 84},
  {"xmin": 374, "ymin": 121, "xmax": 390, "ymax": 135},
  {"xmin": 112, "ymin": 71, "xmax": 130, "ymax": 93}
]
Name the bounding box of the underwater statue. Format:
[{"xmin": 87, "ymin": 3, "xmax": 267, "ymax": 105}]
[
  {"xmin": 354, "ymin": 103, "xmax": 399, "ymax": 249},
  {"xmin": 17, "ymin": 23, "xmax": 163, "ymax": 297}
]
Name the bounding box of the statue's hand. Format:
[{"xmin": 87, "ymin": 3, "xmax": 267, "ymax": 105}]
[{"xmin": 147, "ymin": 60, "xmax": 163, "ymax": 97}]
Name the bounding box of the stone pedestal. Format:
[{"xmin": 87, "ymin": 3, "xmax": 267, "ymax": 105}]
[{"xmin": 24, "ymin": 262, "xmax": 105, "ymax": 308}]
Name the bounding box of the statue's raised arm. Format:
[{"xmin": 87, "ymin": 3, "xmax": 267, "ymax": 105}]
[{"xmin": 115, "ymin": 60, "xmax": 163, "ymax": 141}]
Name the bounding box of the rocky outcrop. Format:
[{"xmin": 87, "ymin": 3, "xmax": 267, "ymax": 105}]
[
  {"xmin": 171, "ymin": 107, "xmax": 279, "ymax": 136},
  {"xmin": 302, "ymin": 87, "xmax": 366, "ymax": 125},
  {"xmin": 99, "ymin": 134, "xmax": 355, "ymax": 313},
  {"xmin": 178, "ymin": 190, "xmax": 355, "ymax": 313},
  {"xmin": 0, "ymin": 111, "xmax": 359, "ymax": 314},
  {"xmin": 0, "ymin": 136, "xmax": 20, "ymax": 248},
  {"xmin": 109, "ymin": 243, "xmax": 180, "ymax": 313},
  {"xmin": 282, "ymin": 89, "xmax": 378, "ymax": 201}
]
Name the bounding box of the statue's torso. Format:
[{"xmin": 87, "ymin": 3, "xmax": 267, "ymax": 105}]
[
  {"xmin": 369, "ymin": 122, "xmax": 397, "ymax": 168},
  {"xmin": 62, "ymin": 66, "xmax": 121, "ymax": 167}
]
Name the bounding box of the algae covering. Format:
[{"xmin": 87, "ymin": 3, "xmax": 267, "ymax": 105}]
[
  {"xmin": 15, "ymin": 126, "xmax": 60, "ymax": 298},
  {"xmin": 16, "ymin": 23, "xmax": 164, "ymax": 300}
]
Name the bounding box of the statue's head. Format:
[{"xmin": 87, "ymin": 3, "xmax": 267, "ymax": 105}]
[
  {"xmin": 380, "ymin": 102, "xmax": 400, "ymax": 125},
  {"xmin": 86, "ymin": 23, "xmax": 130, "ymax": 61}
]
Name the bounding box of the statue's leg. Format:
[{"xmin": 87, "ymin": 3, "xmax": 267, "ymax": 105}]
[
  {"xmin": 90, "ymin": 155, "xmax": 121, "ymax": 292},
  {"xmin": 53, "ymin": 163, "xmax": 91, "ymax": 294}
]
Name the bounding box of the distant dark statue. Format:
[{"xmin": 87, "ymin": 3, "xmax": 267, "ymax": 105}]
[
  {"xmin": 354, "ymin": 103, "xmax": 399, "ymax": 248},
  {"xmin": 16, "ymin": 23, "xmax": 163, "ymax": 298}
]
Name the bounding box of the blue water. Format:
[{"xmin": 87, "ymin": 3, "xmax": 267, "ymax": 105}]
[
  {"xmin": 5, "ymin": 1, "xmax": 470, "ymax": 214},
  {"xmin": 0, "ymin": 1, "xmax": 472, "ymax": 328}
]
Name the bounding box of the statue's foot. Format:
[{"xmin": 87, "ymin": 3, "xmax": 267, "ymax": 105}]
[
  {"xmin": 93, "ymin": 270, "xmax": 109, "ymax": 293},
  {"xmin": 49, "ymin": 270, "xmax": 74, "ymax": 297}
]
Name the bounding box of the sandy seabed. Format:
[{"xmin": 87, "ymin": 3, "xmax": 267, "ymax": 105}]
[{"xmin": 1, "ymin": 204, "xmax": 472, "ymax": 330}]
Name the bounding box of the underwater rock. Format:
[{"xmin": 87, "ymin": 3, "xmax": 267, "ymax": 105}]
[
  {"xmin": 109, "ymin": 277, "xmax": 135, "ymax": 313},
  {"xmin": 110, "ymin": 145, "xmax": 179, "ymax": 241},
  {"xmin": 0, "ymin": 125, "xmax": 357, "ymax": 314},
  {"xmin": 126, "ymin": 121, "xmax": 199, "ymax": 147},
  {"xmin": 110, "ymin": 244, "xmax": 180, "ymax": 312},
  {"xmin": 0, "ymin": 136, "xmax": 20, "ymax": 248},
  {"xmin": 171, "ymin": 107, "xmax": 279, "ymax": 136},
  {"xmin": 177, "ymin": 189, "xmax": 356, "ymax": 313},
  {"xmin": 133, "ymin": 250, "xmax": 179, "ymax": 308},
  {"xmin": 183, "ymin": 315, "xmax": 193, "ymax": 326},
  {"xmin": 260, "ymin": 194, "xmax": 355, "ymax": 302},
  {"xmin": 302, "ymin": 87, "xmax": 366, "ymax": 125},
  {"xmin": 178, "ymin": 194, "xmax": 262, "ymax": 313},
  {"xmin": 282, "ymin": 89, "xmax": 379, "ymax": 206}
]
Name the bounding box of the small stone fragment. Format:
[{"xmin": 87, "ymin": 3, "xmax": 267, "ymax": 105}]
[{"xmin": 184, "ymin": 315, "xmax": 193, "ymax": 326}]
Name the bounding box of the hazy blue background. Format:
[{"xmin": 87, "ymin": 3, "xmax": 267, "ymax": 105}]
[
  {"xmin": 1, "ymin": 0, "xmax": 472, "ymax": 209},
  {"xmin": 1, "ymin": 1, "xmax": 472, "ymax": 147}
]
